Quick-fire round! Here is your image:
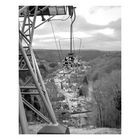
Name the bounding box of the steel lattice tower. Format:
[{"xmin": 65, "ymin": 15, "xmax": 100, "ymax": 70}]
[{"xmin": 19, "ymin": 6, "xmax": 75, "ymax": 134}]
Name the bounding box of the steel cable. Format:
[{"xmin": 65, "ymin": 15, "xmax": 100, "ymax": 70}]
[{"xmin": 50, "ymin": 21, "xmax": 62, "ymax": 62}]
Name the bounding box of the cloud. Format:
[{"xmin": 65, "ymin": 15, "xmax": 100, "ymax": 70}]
[
  {"xmin": 108, "ymin": 18, "xmax": 121, "ymax": 40},
  {"xmin": 109, "ymin": 18, "xmax": 121, "ymax": 30},
  {"xmin": 93, "ymin": 28, "xmax": 114, "ymax": 36},
  {"xmin": 91, "ymin": 33, "xmax": 116, "ymax": 42},
  {"xmin": 73, "ymin": 16, "xmax": 106, "ymax": 32},
  {"xmin": 86, "ymin": 6, "xmax": 121, "ymax": 25},
  {"xmin": 82, "ymin": 37, "xmax": 121, "ymax": 51},
  {"xmin": 34, "ymin": 18, "xmax": 71, "ymax": 36},
  {"xmin": 33, "ymin": 6, "xmax": 121, "ymax": 51},
  {"xmin": 34, "ymin": 15, "xmax": 109, "ymax": 36},
  {"xmin": 89, "ymin": 6, "xmax": 120, "ymax": 15},
  {"xmin": 34, "ymin": 15, "xmax": 121, "ymax": 37}
]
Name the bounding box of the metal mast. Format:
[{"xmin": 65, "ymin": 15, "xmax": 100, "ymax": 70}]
[
  {"xmin": 69, "ymin": 7, "xmax": 76, "ymax": 54},
  {"xmin": 19, "ymin": 6, "xmax": 74, "ymax": 134}
]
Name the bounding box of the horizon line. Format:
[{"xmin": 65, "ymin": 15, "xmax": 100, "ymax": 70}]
[{"xmin": 33, "ymin": 49, "xmax": 121, "ymax": 52}]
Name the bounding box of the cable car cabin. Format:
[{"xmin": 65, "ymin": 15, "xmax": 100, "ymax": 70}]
[
  {"xmin": 63, "ymin": 53, "xmax": 82, "ymax": 69},
  {"xmin": 63, "ymin": 53, "xmax": 74, "ymax": 68}
]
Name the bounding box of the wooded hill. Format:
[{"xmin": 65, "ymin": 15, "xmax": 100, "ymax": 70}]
[
  {"xmin": 34, "ymin": 49, "xmax": 107, "ymax": 62},
  {"xmin": 33, "ymin": 49, "xmax": 121, "ymax": 128},
  {"xmin": 20, "ymin": 49, "xmax": 121, "ymax": 128},
  {"xmin": 82, "ymin": 51, "xmax": 121, "ymax": 128},
  {"xmin": 36, "ymin": 50, "xmax": 121, "ymax": 128}
]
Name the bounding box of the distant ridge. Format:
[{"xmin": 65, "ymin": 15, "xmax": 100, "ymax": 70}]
[{"xmin": 34, "ymin": 49, "xmax": 121, "ymax": 62}]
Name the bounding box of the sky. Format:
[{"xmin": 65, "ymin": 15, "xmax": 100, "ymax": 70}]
[{"xmin": 33, "ymin": 5, "xmax": 121, "ymax": 51}]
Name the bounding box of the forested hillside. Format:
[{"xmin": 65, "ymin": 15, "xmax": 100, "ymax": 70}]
[
  {"xmin": 83, "ymin": 51, "xmax": 121, "ymax": 128},
  {"xmin": 34, "ymin": 49, "xmax": 107, "ymax": 62},
  {"xmin": 34, "ymin": 50, "xmax": 121, "ymax": 128},
  {"xmin": 20, "ymin": 49, "xmax": 121, "ymax": 129}
]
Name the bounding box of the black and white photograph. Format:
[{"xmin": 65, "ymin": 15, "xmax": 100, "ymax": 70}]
[
  {"xmin": 18, "ymin": 4, "xmax": 121, "ymax": 134},
  {"xmin": 1, "ymin": 0, "xmax": 140, "ymax": 138}
]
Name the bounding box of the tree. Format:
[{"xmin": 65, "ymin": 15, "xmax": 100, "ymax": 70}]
[{"xmin": 86, "ymin": 69, "xmax": 121, "ymax": 128}]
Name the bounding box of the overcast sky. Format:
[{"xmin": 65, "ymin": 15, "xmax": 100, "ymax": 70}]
[{"xmin": 33, "ymin": 6, "xmax": 121, "ymax": 51}]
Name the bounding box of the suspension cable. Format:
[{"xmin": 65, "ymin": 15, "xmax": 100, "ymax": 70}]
[
  {"xmin": 50, "ymin": 21, "xmax": 62, "ymax": 62},
  {"xmin": 72, "ymin": 28, "xmax": 75, "ymax": 54},
  {"xmin": 58, "ymin": 40, "xmax": 64, "ymax": 59},
  {"xmin": 78, "ymin": 38, "xmax": 82, "ymax": 55}
]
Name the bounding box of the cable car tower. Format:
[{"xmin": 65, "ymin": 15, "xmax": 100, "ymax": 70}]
[{"xmin": 19, "ymin": 6, "xmax": 75, "ymax": 134}]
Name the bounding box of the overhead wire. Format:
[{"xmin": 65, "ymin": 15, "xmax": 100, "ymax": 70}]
[
  {"xmin": 50, "ymin": 21, "xmax": 62, "ymax": 63},
  {"xmin": 58, "ymin": 40, "xmax": 64, "ymax": 59},
  {"xmin": 78, "ymin": 38, "xmax": 82, "ymax": 55},
  {"xmin": 51, "ymin": 16, "xmax": 72, "ymax": 62},
  {"xmin": 72, "ymin": 31, "xmax": 75, "ymax": 55}
]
